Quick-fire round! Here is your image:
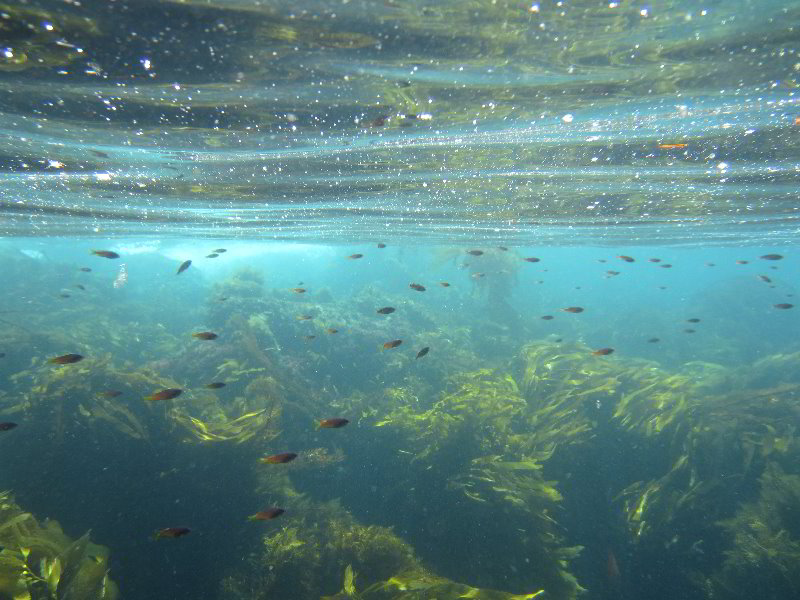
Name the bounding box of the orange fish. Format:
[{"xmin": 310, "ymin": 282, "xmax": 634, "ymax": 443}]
[
  {"xmin": 409, "ymin": 283, "xmax": 426, "ymax": 291},
  {"xmin": 561, "ymin": 307, "xmax": 584, "ymax": 313},
  {"xmin": 145, "ymin": 388, "xmax": 182, "ymax": 402},
  {"xmin": 48, "ymin": 353, "xmax": 84, "ymax": 364},
  {"xmin": 382, "ymin": 339, "xmax": 403, "ymax": 350},
  {"xmin": 658, "ymin": 143, "xmax": 688, "ymax": 149},
  {"xmin": 617, "ymin": 255, "xmax": 635, "ymax": 262},
  {"xmin": 248, "ymin": 508, "xmax": 284, "ymax": 521},
  {"xmin": 260, "ymin": 452, "xmax": 298, "ymax": 464},
  {"xmin": 153, "ymin": 527, "xmax": 191, "ymax": 540},
  {"xmin": 592, "ymin": 348, "xmax": 614, "ymax": 356},
  {"xmin": 91, "ymin": 250, "xmax": 119, "ymax": 259},
  {"xmin": 192, "ymin": 331, "xmax": 218, "ymax": 340},
  {"xmin": 318, "ymin": 418, "xmax": 349, "ymax": 428}
]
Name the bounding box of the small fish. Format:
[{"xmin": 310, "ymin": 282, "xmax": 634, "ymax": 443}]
[
  {"xmin": 206, "ymin": 253, "xmax": 219, "ymax": 258},
  {"xmin": 213, "ymin": 248, "xmax": 227, "ymax": 253},
  {"xmin": 686, "ymin": 318, "xmax": 701, "ymax": 323},
  {"xmin": 0, "ymin": 422, "xmax": 18, "ymax": 432},
  {"xmin": 617, "ymin": 255, "xmax": 635, "ymax": 262},
  {"xmin": 292, "ymin": 288, "xmax": 307, "ymax": 294},
  {"xmin": 416, "ymin": 347, "xmax": 430, "ymax": 359},
  {"xmin": 205, "ymin": 382, "xmax": 226, "ymax": 389},
  {"xmin": 775, "ymin": 303, "xmax": 794, "ymax": 309},
  {"xmin": 522, "ymin": 257, "xmax": 540, "ymax": 263},
  {"xmin": 176, "ymin": 260, "xmax": 192, "ymax": 275},
  {"xmin": 90, "ymin": 150, "xmax": 110, "ymax": 158},
  {"xmin": 439, "ymin": 282, "xmax": 451, "ymax": 287},
  {"xmin": 761, "ymin": 254, "xmax": 783, "ymax": 260},
  {"xmin": 192, "ymin": 331, "xmax": 218, "ymax": 340},
  {"xmin": 48, "ymin": 353, "xmax": 84, "ymax": 364},
  {"xmin": 684, "ymin": 328, "xmax": 696, "ymax": 333},
  {"xmin": 91, "ymin": 250, "xmax": 119, "ymax": 259},
  {"xmin": 153, "ymin": 527, "xmax": 191, "ymax": 540},
  {"xmin": 658, "ymin": 143, "xmax": 688, "ymax": 149},
  {"xmin": 592, "ymin": 348, "xmax": 615, "ymax": 356},
  {"xmin": 97, "ymin": 390, "xmax": 122, "ymax": 398},
  {"xmin": 648, "ymin": 258, "xmax": 662, "ymax": 263},
  {"xmin": 758, "ymin": 275, "xmax": 772, "ymax": 283},
  {"xmin": 409, "ymin": 283, "xmax": 426, "ymax": 291},
  {"xmin": 59, "ymin": 293, "xmax": 71, "ymax": 299},
  {"xmin": 561, "ymin": 307, "xmax": 584, "ymax": 313},
  {"xmin": 706, "ymin": 262, "xmax": 715, "ymax": 267},
  {"xmin": 347, "ymin": 253, "xmax": 363, "ymax": 259},
  {"xmin": 296, "ymin": 315, "xmax": 313, "ymax": 320},
  {"xmin": 382, "ymin": 339, "xmax": 403, "ymax": 350},
  {"xmin": 75, "ymin": 284, "xmax": 86, "ymax": 291},
  {"xmin": 467, "ymin": 250, "xmax": 484, "ymax": 256},
  {"xmin": 736, "ymin": 260, "xmax": 749, "ymax": 265},
  {"xmin": 471, "ymin": 272, "xmax": 485, "ymax": 279},
  {"xmin": 318, "ymin": 418, "xmax": 349, "ymax": 428},
  {"xmin": 326, "ymin": 328, "xmax": 339, "ymax": 334},
  {"xmin": 0, "ymin": 352, "xmax": 5, "ymax": 358},
  {"xmin": 377, "ymin": 243, "xmax": 386, "ymax": 248},
  {"xmin": 260, "ymin": 452, "xmax": 298, "ymax": 464},
  {"xmin": 660, "ymin": 264, "xmax": 673, "ymax": 268},
  {"xmin": 498, "ymin": 246, "xmax": 508, "ymax": 251},
  {"xmin": 145, "ymin": 388, "xmax": 183, "ymax": 402},
  {"xmin": 79, "ymin": 267, "xmax": 92, "ymax": 272},
  {"xmin": 377, "ymin": 307, "xmax": 396, "ymax": 314},
  {"xmin": 606, "ymin": 270, "xmax": 620, "ymax": 276},
  {"xmin": 304, "ymin": 335, "xmax": 317, "ymax": 341},
  {"xmin": 248, "ymin": 508, "xmax": 285, "ymax": 521},
  {"xmin": 647, "ymin": 337, "xmax": 660, "ymax": 343},
  {"xmin": 540, "ymin": 315, "xmax": 554, "ymax": 320}
]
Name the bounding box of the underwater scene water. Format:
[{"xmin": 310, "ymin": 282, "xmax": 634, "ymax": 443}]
[{"xmin": 1, "ymin": 1, "xmax": 799, "ymax": 600}]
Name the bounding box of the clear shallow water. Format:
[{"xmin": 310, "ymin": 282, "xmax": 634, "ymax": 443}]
[
  {"xmin": 2, "ymin": 4, "xmax": 800, "ymax": 600},
  {"xmin": 0, "ymin": 0, "xmax": 798, "ymax": 242}
]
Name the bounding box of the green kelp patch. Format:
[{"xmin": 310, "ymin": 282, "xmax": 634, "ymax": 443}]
[
  {"xmin": 708, "ymin": 463, "xmax": 800, "ymax": 599},
  {"xmin": 374, "ymin": 365, "xmax": 586, "ymax": 600},
  {"xmin": 0, "ymin": 491, "xmax": 119, "ymax": 600},
  {"xmin": 220, "ymin": 501, "xmax": 420, "ymax": 600}
]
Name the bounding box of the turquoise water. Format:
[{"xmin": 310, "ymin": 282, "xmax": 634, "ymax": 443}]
[{"xmin": 1, "ymin": 2, "xmax": 799, "ymax": 600}]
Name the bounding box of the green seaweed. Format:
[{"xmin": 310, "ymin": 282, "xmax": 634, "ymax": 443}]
[{"xmin": 0, "ymin": 491, "xmax": 119, "ymax": 600}]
